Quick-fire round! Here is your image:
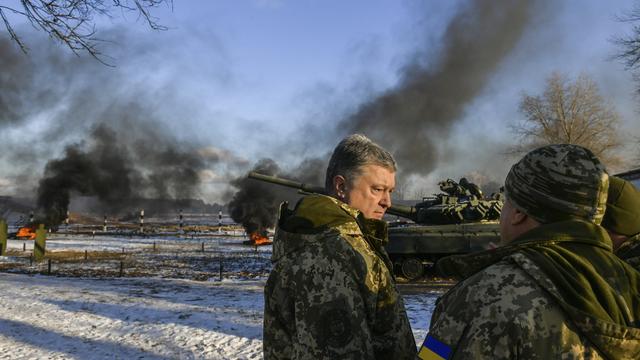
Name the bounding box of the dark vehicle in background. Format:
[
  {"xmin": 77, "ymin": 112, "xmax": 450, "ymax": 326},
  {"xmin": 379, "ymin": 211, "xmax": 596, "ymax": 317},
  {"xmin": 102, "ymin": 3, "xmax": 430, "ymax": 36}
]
[
  {"xmin": 617, "ymin": 168, "xmax": 640, "ymax": 188},
  {"xmin": 388, "ymin": 168, "xmax": 640, "ymax": 280},
  {"xmin": 385, "ymin": 178, "xmax": 502, "ymax": 280}
]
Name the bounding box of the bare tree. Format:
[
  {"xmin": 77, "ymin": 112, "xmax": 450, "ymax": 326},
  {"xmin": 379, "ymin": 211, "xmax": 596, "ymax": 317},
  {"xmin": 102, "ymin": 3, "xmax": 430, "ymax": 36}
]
[
  {"xmin": 0, "ymin": 0, "xmax": 171, "ymax": 63},
  {"xmin": 613, "ymin": 4, "xmax": 640, "ymax": 167},
  {"xmin": 510, "ymin": 72, "xmax": 623, "ymax": 168},
  {"xmin": 614, "ymin": 4, "xmax": 640, "ymax": 90}
]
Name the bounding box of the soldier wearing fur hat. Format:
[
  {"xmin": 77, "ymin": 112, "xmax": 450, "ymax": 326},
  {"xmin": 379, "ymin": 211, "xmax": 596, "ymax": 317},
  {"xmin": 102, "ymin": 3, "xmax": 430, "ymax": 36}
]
[
  {"xmin": 602, "ymin": 176, "xmax": 640, "ymax": 270},
  {"xmin": 421, "ymin": 144, "xmax": 640, "ymax": 360}
]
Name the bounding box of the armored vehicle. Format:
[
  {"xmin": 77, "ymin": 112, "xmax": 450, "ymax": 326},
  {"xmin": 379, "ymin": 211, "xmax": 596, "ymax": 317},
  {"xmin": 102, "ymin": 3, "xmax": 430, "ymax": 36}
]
[
  {"xmin": 248, "ymin": 172, "xmax": 502, "ymax": 280},
  {"xmin": 617, "ymin": 168, "xmax": 640, "ymax": 188},
  {"xmin": 385, "ymin": 178, "xmax": 502, "ymax": 280}
]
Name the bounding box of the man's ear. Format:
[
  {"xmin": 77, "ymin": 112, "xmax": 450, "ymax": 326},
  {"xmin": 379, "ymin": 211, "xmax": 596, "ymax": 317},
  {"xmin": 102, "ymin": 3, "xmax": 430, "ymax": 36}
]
[
  {"xmin": 511, "ymin": 207, "xmax": 528, "ymax": 225},
  {"xmin": 333, "ymin": 175, "xmax": 347, "ymax": 198}
]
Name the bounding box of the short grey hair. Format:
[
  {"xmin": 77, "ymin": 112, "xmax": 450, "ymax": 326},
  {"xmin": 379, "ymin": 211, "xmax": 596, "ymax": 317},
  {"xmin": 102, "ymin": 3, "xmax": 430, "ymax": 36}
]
[{"xmin": 324, "ymin": 134, "xmax": 397, "ymax": 192}]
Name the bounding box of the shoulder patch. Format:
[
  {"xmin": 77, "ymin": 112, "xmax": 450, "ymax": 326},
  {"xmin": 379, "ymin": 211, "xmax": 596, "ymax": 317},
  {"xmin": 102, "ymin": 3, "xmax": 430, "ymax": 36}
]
[
  {"xmin": 418, "ymin": 334, "xmax": 452, "ymax": 360},
  {"xmin": 320, "ymin": 307, "xmax": 353, "ymax": 348}
]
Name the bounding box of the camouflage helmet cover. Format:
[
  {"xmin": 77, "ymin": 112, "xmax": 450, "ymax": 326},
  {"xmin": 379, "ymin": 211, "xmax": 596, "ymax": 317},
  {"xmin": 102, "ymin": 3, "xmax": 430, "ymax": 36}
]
[{"xmin": 504, "ymin": 144, "xmax": 609, "ymax": 224}]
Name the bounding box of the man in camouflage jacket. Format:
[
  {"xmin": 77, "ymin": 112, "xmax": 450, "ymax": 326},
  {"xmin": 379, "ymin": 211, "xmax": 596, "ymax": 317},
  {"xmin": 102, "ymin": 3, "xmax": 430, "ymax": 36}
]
[
  {"xmin": 263, "ymin": 134, "xmax": 416, "ymax": 359},
  {"xmin": 424, "ymin": 144, "xmax": 640, "ymax": 360}
]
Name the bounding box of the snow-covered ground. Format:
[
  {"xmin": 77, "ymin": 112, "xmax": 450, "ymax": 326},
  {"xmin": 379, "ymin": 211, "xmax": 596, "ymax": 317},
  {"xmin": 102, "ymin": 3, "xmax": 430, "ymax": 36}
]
[{"xmin": 0, "ymin": 235, "xmax": 442, "ymax": 359}]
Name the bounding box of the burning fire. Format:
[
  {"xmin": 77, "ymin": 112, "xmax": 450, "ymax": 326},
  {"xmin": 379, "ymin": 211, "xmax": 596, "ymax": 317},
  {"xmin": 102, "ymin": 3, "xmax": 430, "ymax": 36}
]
[
  {"xmin": 249, "ymin": 231, "xmax": 272, "ymax": 246},
  {"xmin": 16, "ymin": 226, "xmax": 36, "ymax": 240}
]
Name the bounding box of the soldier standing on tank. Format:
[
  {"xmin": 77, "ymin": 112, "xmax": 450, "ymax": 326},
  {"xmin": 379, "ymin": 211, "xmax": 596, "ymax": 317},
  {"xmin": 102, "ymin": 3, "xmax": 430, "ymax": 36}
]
[
  {"xmin": 263, "ymin": 134, "xmax": 416, "ymax": 359},
  {"xmin": 421, "ymin": 144, "xmax": 640, "ymax": 360},
  {"xmin": 601, "ymin": 176, "xmax": 640, "ymax": 270}
]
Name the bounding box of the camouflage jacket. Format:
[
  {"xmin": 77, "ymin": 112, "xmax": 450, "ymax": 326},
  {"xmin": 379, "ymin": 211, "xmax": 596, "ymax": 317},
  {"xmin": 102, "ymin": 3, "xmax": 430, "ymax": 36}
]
[
  {"xmin": 263, "ymin": 195, "xmax": 416, "ymax": 360},
  {"xmin": 424, "ymin": 220, "xmax": 640, "ymax": 360},
  {"xmin": 616, "ymin": 234, "xmax": 640, "ymax": 271}
]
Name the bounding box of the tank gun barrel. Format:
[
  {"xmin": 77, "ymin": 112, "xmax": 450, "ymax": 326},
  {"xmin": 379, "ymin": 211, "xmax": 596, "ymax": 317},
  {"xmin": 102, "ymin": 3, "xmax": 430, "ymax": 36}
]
[
  {"xmin": 248, "ymin": 172, "xmax": 327, "ymax": 195},
  {"xmin": 385, "ymin": 204, "xmax": 417, "ymax": 221},
  {"xmin": 247, "ymin": 172, "xmax": 418, "ymax": 221}
]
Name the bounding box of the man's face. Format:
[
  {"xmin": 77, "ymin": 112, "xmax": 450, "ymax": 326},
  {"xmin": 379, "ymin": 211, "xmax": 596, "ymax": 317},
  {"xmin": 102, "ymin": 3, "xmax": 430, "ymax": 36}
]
[{"xmin": 344, "ymin": 164, "xmax": 395, "ymax": 220}]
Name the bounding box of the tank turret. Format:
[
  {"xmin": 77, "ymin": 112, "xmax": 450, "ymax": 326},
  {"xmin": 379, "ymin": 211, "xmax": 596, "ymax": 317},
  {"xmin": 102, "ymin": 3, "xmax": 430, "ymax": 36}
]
[{"xmin": 389, "ymin": 178, "xmax": 502, "ymax": 225}]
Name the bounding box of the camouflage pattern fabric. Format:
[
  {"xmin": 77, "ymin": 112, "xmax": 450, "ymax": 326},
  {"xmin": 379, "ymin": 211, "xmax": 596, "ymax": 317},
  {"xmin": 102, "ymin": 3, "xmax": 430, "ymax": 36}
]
[
  {"xmin": 504, "ymin": 144, "xmax": 608, "ymax": 224},
  {"xmin": 426, "ymin": 220, "xmax": 640, "ymax": 359},
  {"xmin": 617, "ymin": 234, "xmax": 640, "ymax": 272},
  {"xmin": 263, "ymin": 195, "xmax": 416, "ymax": 359}
]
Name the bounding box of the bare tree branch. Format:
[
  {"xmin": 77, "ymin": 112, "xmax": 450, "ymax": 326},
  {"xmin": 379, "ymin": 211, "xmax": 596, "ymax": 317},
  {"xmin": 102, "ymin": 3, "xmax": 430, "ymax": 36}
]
[
  {"xmin": 614, "ymin": 5, "xmax": 640, "ymax": 72},
  {"xmin": 510, "ymin": 72, "xmax": 624, "ymax": 169},
  {"xmin": 613, "ymin": 4, "xmax": 640, "ymax": 165},
  {"xmin": 1, "ymin": 0, "xmax": 171, "ymax": 64}
]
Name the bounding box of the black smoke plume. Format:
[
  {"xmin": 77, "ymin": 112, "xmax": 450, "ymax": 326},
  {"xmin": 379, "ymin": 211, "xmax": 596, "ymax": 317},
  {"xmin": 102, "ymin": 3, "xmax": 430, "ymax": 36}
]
[
  {"xmin": 343, "ymin": 0, "xmax": 535, "ymax": 176},
  {"xmin": 228, "ymin": 159, "xmax": 282, "ymax": 235},
  {"xmin": 0, "ymin": 30, "xmax": 239, "ymax": 224},
  {"xmin": 37, "ymin": 122, "xmax": 208, "ymax": 225},
  {"xmin": 227, "ymin": 0, "xmax": 537, "ymax": 227},
  {"xmin": 227, "ymin": 157, "xmax": 326, "ymax": 235}
]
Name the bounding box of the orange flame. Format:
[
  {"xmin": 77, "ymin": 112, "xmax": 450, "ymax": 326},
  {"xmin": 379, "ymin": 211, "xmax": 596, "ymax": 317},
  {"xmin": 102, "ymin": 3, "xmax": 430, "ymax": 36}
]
[
  {"xmin": 249, "ymin": 232, "xmax": 272, "ymax": 246},
  {"xmin": 16, "ymin": 226, "xmax": 36, "ymax": 240}
]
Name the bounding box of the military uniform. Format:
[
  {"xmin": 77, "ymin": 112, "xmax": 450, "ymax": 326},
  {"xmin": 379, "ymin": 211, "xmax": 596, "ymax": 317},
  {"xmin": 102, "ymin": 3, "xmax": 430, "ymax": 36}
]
[
  {"xmin": 427, "ymin": 220, "xmax": 640, "ymax": 359},
  {"xmin": 421, "ymin": 145, "xmax": 640, "ymax": 359},
  {"xmin": 263, "ymin": 195, "xmax": 416, "ymax": 360}
]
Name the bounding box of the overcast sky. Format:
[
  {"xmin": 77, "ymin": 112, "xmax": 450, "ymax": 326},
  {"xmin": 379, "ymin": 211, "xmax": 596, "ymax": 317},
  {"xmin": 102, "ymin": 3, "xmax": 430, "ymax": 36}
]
[{"xmin": 1, "ymin": 0, "xmax": 639, "ymax": 203}]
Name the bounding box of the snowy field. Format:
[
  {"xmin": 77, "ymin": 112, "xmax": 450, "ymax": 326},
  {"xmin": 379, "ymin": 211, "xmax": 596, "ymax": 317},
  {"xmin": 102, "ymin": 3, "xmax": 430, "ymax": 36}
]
[{"xmin": 0, "ymin": 235, "xmax": 442, "ymax": 359}]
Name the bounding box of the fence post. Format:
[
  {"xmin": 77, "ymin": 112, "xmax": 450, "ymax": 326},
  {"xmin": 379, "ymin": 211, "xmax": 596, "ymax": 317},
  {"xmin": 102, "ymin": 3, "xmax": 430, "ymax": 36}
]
[
  {"xmin": 119, "ymin": 261, "xmax": 124, "ymax": 277},
  {"xmin": 201, "ymin": 242, "xmax": 204, "ymax": 252},
  {"xmin": 34, "ymin": 224, "xmax": 47, "ymax": 262},
  {"xmin": 47, "ymin": 259, "xmax": 51, "ymax": 275},
  {"xmin": 0, "ymin": 219, "xmax": 7, "ymax": 256},
  {"xmin": 85, "ymin": 250, "xmax": 88, "ymax": 260}
]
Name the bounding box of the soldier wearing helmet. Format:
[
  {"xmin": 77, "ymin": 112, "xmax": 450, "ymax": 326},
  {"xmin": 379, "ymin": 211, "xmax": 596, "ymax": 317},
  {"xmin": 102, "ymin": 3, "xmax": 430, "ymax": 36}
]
[{"xmin": 423, "ymin": 144, "xmax": 640, "ymax": 359}]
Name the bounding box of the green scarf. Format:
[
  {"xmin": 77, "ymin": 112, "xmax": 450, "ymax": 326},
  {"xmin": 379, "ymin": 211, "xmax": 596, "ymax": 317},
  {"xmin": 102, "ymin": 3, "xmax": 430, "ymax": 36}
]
[
  {"xmin": 437, "ymin": 220, "xmax": 640, "ymax": 327},
  {"xmin": 281, "ymin": 195, "xmax": 394, "ymax": 276}
]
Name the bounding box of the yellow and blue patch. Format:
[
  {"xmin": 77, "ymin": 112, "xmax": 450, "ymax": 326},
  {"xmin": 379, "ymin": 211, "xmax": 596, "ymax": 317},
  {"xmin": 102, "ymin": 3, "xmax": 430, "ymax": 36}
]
[{"xmin": 418, "ymin": 334, "xmax": 452, "ymax": 360}]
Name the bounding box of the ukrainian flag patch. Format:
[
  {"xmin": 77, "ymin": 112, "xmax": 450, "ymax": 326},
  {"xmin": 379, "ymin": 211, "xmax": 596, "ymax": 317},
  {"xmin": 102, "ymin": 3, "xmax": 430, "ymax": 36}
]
[{"xmin": 418, "ymin": 334, "xmax": 452, "ymax": 360}]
